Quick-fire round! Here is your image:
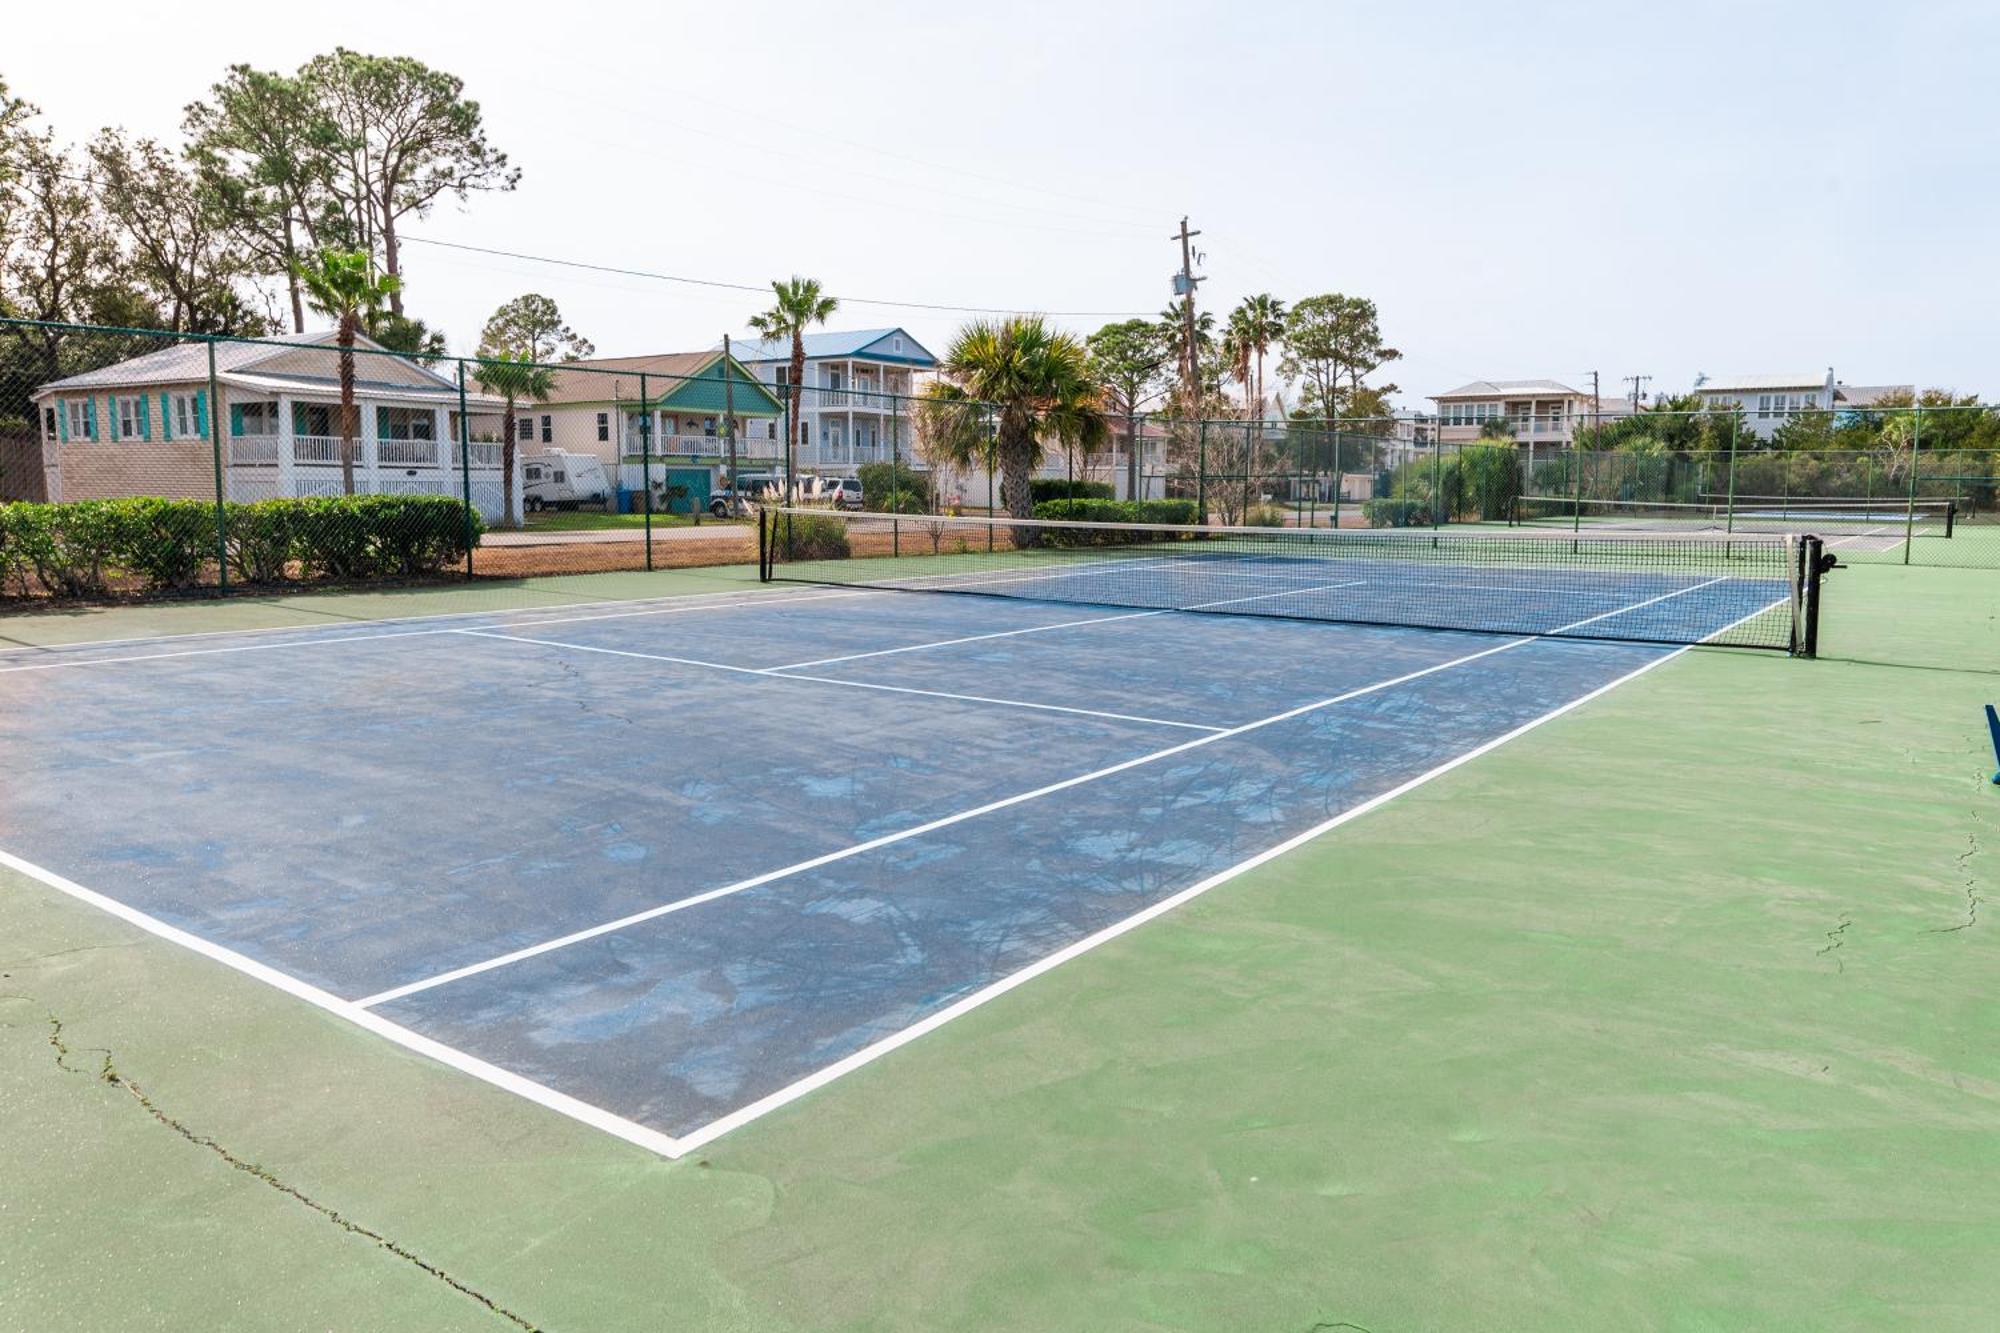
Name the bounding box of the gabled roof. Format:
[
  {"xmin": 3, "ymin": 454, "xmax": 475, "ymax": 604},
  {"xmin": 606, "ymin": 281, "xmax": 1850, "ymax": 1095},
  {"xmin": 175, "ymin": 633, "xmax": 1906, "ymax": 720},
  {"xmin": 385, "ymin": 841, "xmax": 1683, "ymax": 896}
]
[
  {"xmin": 725, "ymin": 327, "xmax": 937, "ymax": 367},
  {"xmin": 540, "ymin": 352, "xmax": 784, "ymax": 415},
  {"xmin": 34, "ymin": 330, "xmax": 465, "ymax": 400},
  {"xmin": 1431, "ymin": 378, "xmax": 1588, "ymax": 401},
  {"xmin": 1696, "ymin": 373, "xmax": 1831, "ymax": 393}
]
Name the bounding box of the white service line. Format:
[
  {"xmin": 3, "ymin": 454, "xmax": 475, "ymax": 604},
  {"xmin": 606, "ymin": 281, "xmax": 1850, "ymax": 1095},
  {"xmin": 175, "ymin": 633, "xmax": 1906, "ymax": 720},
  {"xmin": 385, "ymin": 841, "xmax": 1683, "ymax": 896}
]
[
  {"xmin": 455, "ymin": 629, "xmax": 1220, "ymax": 732},
  {"xmin": 1182, "ymin": 579, "xmax": 1366, "ymax": 610},
  {"xmin": 0, "ymin": 847, "xmax": 684, "ymax": 1159},
  {"xmin": 765, "ymin": 606, "xmax": 1170, "ymax": 671}
]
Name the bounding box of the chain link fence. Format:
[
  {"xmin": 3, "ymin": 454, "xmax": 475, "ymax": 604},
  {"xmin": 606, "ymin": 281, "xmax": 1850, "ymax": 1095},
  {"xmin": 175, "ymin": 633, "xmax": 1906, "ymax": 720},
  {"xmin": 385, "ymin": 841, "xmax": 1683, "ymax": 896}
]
[{"xmin": 5, "ymin": 317, "xmax": 1996, "ymax": 608}]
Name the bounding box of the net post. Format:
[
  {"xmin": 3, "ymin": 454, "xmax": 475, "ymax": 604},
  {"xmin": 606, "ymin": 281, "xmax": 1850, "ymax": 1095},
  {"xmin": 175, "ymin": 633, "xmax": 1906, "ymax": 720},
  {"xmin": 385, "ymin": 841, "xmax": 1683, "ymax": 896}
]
[
  {"xmin": 1799, "ymin": 534, "xmax": 1826, "ymax": 658},
  {"xmin": 1903, "ymin": 401, "xmax": 1921, "ymax": 565},
  {"xmin": 206, "ymin": 337, "xmax": 228, "ymax": 592},
  {"xmin": 640, "ymin": 372, "xmax": 654, "ymax": 571},
  {"xmin": 1946, "ymin": 498, "xmax": 1956, "ymax": 540},
  {"xmin": 757, "ymin": 505, "xmax": 769, "ymax": 580},
  {"xmin": 457, "ymin": 359, "xmax": 474, "ymax": 579}
]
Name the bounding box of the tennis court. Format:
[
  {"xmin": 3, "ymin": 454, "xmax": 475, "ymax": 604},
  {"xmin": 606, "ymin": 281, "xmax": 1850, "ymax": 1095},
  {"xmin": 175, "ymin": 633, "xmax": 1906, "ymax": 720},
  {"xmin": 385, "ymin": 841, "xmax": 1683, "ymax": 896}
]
[{"xmin": 0, "ymin": 515, "xmax": 1821, "ymax": 1153}]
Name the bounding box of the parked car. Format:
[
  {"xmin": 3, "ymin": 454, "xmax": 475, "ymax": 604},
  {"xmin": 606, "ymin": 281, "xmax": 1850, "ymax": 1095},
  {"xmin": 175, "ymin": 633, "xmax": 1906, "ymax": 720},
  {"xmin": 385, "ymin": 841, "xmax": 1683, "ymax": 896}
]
[
  {"xmin": 822, "ymin": 477, "xmax": 864, "ymax": 510},
  {"xmin": 522, "ymin": 450, "xmax": 611, "ymax": 512},
  {"xmin": 710, "ymin": 472, "xmax": 784, "ymax": 516}
]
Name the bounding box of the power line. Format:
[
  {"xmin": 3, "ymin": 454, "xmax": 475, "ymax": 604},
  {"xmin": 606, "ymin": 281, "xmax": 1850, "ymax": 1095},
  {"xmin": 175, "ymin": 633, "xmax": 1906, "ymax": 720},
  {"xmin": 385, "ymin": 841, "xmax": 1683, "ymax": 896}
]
[{"xmin": 400, "ymin": 236, "xmax": 1154, "ymax": 319}]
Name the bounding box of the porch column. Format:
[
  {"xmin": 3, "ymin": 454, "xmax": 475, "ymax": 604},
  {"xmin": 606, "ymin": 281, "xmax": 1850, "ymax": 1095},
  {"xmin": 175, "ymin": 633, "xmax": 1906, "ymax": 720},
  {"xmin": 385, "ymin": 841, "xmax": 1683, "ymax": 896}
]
[
  {"xmin": 362, "ymin": 401, "xmax": 381, "ymax": 493},
  {"xmin": 276, "ymin": 394, "xmax": 296, "ymax": 497},
  {"xmin": 432, "ymin": 404, "xmax": 449, "ymax": 471}
]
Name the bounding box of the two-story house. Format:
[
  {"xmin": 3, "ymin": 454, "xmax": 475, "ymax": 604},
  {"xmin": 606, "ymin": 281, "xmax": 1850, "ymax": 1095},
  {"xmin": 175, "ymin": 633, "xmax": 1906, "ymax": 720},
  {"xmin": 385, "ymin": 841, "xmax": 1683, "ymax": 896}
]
[
  {"xmin": 1428, "ymin": 380, "xmax": 1601, "ymax": 448},
  {"xmin": 725, "ymin": 328, "xmax": 938, "ymax": 478},
  {"xmin": 1692, "ymin": 371, "xmax": 1839, "ymax": 440}
]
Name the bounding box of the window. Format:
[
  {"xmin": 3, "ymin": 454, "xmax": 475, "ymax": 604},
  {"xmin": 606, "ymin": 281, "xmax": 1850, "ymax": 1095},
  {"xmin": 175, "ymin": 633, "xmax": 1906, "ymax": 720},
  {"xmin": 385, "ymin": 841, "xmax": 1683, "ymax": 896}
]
[
  {"xmin": 517, "ymin": 417, "xmax": 534, "ymax": 441},
  {"xmin": 237, "ymin": 401, "xmax": 277, "ymax": 436},
  {"xmin": 376, "ymin": 406, "xmax": 436, "ymax": 440},
  {"xmin": 171, "ymin": 393, "xmax": 197, "ymax": 439},
  {"xmin": 116, "ymin": 395, "xmax": 143, "ymax": 441},
  {"xmin": 1757, "ymin": 394, "xmax": 1772, "ymax": 419},
  {"xmin": 1804, "ymin": 393, "xmax": 1818, "ymax": 410},
  {"xmin": 43, "ymin": 405, "xmax": 56, "ymax": 439},
  {"xmin": 293, "ymin": 403, "xmax": 334, "ymax": 437},
  {"xmin": 65, "ymin": 401, "xmax": 89, "ymax": 439},
  {"xmin": 703, "ymin": 417, "xmax": 718, "ymax": 437},
  {"xmin": 596, "ymin": 412, "xmax": 609, "ymax": 442},
  {"xmin": 540, "ymin": 415, "xmax": 552, "ymax": 443}
]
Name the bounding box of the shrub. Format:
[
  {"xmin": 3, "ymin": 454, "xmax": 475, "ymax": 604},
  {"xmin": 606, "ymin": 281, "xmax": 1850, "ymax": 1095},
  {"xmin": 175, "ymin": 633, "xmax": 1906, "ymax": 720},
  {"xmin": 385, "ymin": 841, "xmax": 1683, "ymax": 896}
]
[
  {"xmin": 1244, "ymin": 502, "xmax": 1289, "ymax": 528},
  {"xmin": 1028, "ymin": 478, "xmax": 1114, "ymax": 504},
  {"xmin": 226, "ymin": 500, "xmax": 301, "ymax": 584},
  {"xmin": 855, "ymin": 462, "xmax": 931, "ymax": 511},
  {"xmin": 1030, "ymin": 497, "xmax": 1201, "ymax": 546},
  {"xmin": 117, "ymin": 497, "xmax": 214, "ymax": 590},
  {"xmin": 3, "ymin": 500, "xmax": 124, "ymax": 597},
  {"xmin": 781, "ymin": 513, "xmax": 851, "ymax": 561},
  {"xmin": 1363, "ymin": 498, "xmax": 1431, "ymax": 528}
]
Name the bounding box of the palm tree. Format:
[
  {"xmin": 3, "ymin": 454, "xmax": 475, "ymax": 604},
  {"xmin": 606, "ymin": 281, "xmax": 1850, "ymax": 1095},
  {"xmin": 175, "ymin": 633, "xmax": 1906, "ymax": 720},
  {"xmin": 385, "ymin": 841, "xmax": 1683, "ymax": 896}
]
[
  {"xmin": 296, "ymin": 249, "xmax": 401, "ymax": 495},
  {"xmin": 472, "ymin": 353, "xmax": 556, "ymax": 528},
  {"xmin": 1229, "ymin": 294, "xmax": 1286, "ymax": 424},
  {"xmin": 748, "ymin": 277, "xmax": 838, "ymax": 491},
  {"xmin": 1159, "ymin": 305, "xmax": 1217, "ymax": 403},
  {"xmin": 917, "ymin": 316, "xmax": 1106, "ymax": 544}
]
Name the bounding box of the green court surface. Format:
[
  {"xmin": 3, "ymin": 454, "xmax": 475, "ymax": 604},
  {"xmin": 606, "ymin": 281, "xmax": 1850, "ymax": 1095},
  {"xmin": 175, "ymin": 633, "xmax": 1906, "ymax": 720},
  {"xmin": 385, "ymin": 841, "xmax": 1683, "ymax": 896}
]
[{"xmin": 3, "ymin": 562, "xmax": 1997, "ymax": 1331}]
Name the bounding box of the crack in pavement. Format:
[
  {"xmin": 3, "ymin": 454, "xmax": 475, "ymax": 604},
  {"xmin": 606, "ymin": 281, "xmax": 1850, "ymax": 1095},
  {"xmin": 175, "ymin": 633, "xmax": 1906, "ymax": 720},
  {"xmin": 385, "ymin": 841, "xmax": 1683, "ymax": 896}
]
[
  {"xmin": 1816, "ymin": 914, "xmax": 1851, "ymax": 973},
  {"xmin": 1931, "ymin": 832, "xmax": 1982, "ymax": 934},
  {"xmin": 1, "ymin": 996, "xmax": 544, "ymax": 1332}
]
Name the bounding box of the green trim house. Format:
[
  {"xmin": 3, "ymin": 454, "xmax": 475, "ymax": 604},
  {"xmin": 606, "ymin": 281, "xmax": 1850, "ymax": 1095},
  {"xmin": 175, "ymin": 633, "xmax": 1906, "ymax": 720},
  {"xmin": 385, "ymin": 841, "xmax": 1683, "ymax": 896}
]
[{"xmin": 529, "ymin": 351, "xmax": 786, "ymax": 495}]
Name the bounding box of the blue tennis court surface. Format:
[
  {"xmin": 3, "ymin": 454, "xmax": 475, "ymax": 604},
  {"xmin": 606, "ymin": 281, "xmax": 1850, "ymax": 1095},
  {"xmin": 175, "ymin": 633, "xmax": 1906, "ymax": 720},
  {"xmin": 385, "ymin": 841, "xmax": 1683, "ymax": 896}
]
[{"xmin": 0, "ymin": 572, "xmax": 1783, "ymax": 1152}]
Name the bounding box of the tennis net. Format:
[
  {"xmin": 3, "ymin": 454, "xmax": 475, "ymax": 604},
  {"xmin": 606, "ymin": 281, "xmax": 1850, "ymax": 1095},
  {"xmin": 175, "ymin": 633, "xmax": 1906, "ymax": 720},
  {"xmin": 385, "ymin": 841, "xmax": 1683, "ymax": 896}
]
[
  {"xmin": 759, "ymin": 508, "xmax": 1825, "ymax": 654},
  {"xmin": 1512, "ymin": 494, "xmax": 1955, "ymax": 539}
]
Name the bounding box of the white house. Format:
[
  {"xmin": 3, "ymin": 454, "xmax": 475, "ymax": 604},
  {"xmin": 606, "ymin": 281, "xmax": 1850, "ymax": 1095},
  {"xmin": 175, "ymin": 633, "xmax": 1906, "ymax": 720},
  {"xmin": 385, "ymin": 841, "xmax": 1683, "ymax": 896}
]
[
  {"xmin": 30, "ymin": 331, "xmax": 515, "ymax": 519},
  {"xmin": 1428, "ymin": 380, "xmax": 1602, "ymax": 447},
  {"xmin": 725, "ymin": 328, "xmax": 938, "ymax": 477},
  {"xmin": 1692, "ymin": 371, "xmax": 1838, "ymax": 440}
]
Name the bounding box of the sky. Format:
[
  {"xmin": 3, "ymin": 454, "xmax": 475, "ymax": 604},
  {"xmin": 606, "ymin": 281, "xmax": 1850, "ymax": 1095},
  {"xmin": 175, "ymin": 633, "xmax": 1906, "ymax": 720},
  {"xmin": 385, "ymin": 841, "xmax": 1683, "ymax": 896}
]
[{"xmin": 8, "ymin": 0, "xmax": 1998, "ymax": 407}]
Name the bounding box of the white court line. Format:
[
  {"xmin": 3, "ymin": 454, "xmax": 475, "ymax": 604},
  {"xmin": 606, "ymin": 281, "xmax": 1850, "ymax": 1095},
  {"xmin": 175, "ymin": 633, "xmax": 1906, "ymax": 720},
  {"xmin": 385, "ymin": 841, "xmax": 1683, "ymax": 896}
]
[
  {"xmin": 356, "ymin": 574, "xmax": 1728, "ymax": 1012},
  {"xmin": 455, "ymin": 629, "xmax": 1221, "ymax": 733},
  {"xmin": 766, "ymin": 607, "xmax": 1170, "ymax": 671},
  {"xmin": 1183, "ymin": 579, "xmax": 1366, "ymax": 610},
  {"xmin": 0, "ymin": 580, "xmax": 803, "ymax": 658},
  {"xmin": 0, "ymin": 589, "xmax": 870, "ymax": 675},
  {"xmin": 0, "ymin": 846, "xmax": 683, "ymax": 1159}
]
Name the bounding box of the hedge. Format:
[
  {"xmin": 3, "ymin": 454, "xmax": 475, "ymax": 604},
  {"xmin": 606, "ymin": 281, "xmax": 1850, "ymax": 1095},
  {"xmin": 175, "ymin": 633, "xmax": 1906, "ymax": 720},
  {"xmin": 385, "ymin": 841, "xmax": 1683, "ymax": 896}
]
[
  {"xmin": 1030, "ymin": 498, "xmax": 1201, "ymax": 545},
  {"xmin": 1362, "ymin": 498, "xmax": 1432, "ymax": 528},
  {"xmin": 0, "ymin": 494, "xmax": 481, "ymax": 599},
  {"xmin": 1028, "ymin": 478, "xmax": 1114, "ymax": 504}
]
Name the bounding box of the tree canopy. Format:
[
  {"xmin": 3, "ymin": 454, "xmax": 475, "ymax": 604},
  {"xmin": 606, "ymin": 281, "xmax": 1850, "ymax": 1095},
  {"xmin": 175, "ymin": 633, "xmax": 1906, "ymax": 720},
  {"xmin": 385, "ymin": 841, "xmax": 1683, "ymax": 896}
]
[{"xmin": 479, "ymin": 293, "xmax": 595, "ymax": 363}]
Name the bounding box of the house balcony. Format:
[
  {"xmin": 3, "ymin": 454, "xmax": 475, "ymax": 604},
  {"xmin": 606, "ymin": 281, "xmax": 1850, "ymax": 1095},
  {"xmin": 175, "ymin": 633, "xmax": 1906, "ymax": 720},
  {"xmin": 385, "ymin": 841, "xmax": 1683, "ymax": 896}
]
[{"xmin": 230, "ymin": 433, "xmax": 492, "ymax": 469}]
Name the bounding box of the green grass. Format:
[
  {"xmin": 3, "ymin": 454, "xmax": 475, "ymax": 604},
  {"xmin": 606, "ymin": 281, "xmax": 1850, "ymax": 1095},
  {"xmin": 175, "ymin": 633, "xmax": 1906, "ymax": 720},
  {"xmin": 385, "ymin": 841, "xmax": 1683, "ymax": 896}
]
[{"xmin": 2, "ymin": 563, "xmax": 1998, "ymax": 1329}]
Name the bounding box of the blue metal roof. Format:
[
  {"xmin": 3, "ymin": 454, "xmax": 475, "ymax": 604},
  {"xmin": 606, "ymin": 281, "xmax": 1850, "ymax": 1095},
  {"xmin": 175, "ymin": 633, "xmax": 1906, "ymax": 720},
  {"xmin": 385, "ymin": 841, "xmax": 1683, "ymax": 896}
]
[{"xmin": 723, "ymin": 328, "xmax": 937, "ymax": 366}]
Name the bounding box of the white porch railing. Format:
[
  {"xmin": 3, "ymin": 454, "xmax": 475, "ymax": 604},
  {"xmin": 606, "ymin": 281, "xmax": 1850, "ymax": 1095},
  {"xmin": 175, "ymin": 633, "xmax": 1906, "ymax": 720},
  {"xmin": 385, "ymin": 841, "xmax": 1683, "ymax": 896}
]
[
  {"xmin": 378, "ymin": 437, "xmax": 439, "ymax": 465},
  {"xmin": 230, "ymin": 435, "xmax": 280, "ymax": 465},
  {"xmin": 293, "ymin": 434, "xmax": 344, "ymax": 464}
]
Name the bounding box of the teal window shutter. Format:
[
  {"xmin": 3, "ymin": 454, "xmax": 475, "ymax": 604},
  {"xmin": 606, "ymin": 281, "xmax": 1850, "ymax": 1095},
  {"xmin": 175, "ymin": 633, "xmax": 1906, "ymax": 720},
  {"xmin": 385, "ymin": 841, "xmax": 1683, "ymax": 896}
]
[
  {"xmin": 139, "ymin": 394, "xmax": 151, "ymax": 441},
  {"xmin": 229, "ymin": 403, "xmax": 243, "ymax": 437},
  {"xmin": 85, "ymin": 398, "xmax": 97, "ymax": 440},
  {"xmin": 195, "ymin": 390, "xmax": 209, "ymax": 438},
  {"xmin": 57, "ymin": 400, "xmax": 68, "ymax": 442},
  {"xmin": 106, "ymin": 395, "xmax": 118, "ymax": 439},
  {"xmin": 160, "ymin": 392, "xmax": 172, "ymax": 440}
]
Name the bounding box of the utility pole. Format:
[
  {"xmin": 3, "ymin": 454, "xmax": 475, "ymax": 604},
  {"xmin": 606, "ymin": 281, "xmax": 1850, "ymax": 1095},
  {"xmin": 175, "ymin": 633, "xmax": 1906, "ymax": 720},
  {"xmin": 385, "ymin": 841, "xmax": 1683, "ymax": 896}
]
[
  {"xmin": 1623, "ymin": 374, "xmax": 1651, "ymax": 412},
  {"xmin": 722, "ymin": 333, "xmax": 738, "ymax": 498},
  {"xmin": 1171, "ymin": 217, "xmax": 1204, "ymax": 401}
]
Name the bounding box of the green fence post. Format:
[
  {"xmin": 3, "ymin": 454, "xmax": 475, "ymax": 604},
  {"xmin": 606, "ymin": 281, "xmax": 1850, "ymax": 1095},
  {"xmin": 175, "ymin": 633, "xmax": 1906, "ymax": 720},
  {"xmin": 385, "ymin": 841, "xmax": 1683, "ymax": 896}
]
[
  {"xmin": 1572, "ymin": 422, "xmax": 1587, "ymax": 535},
  {"xmin": 1432, "ymin": 430, "xmax": 1444, "ymax": 530},
  {"xmin": 1196, "ymin": 418, "xmax": 1208, "ymax": 523},
  {"xmin": 890, "ymin": 389, "xmax": 901, "ymax": 556},
  {"xmin": 457, "ymin": 360, "xmax": 474, "ymax": 578},
  {"xmin": 1724, "ymin": 412, "xmax": 1739, "ymax": 534},
  {"xmin": 640, "ymin": 372, "xmax": 654, "ymax": 571},
  {"xmin": 1904, "ymin": 402, "xmax": 1922, "ymax": 565},
  {"xmin": 206, "ymin": 338, "xmax": 228, "ymax": 591},
  {"xmin": 985, "ymin": 411, "xmax": 996, "ymax": 552}
]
